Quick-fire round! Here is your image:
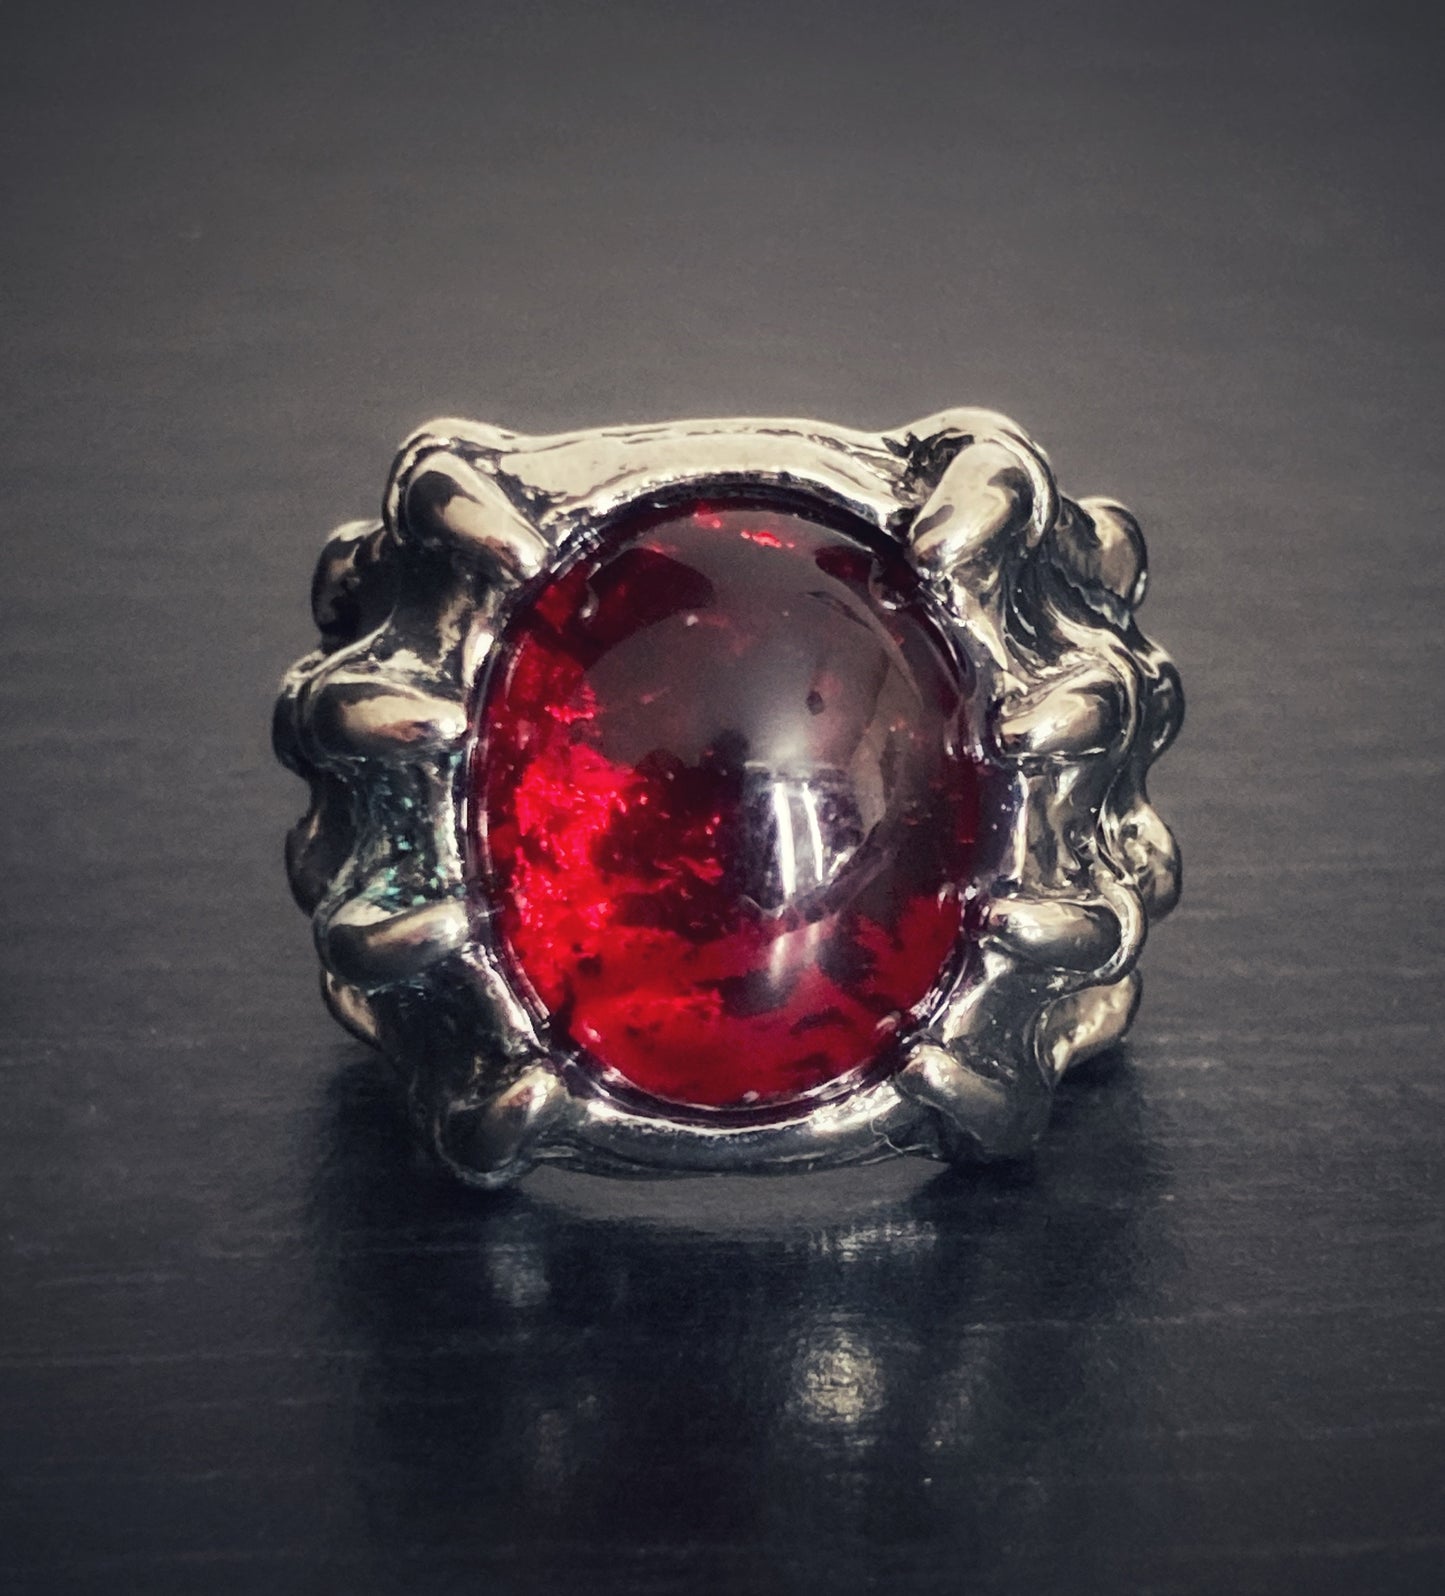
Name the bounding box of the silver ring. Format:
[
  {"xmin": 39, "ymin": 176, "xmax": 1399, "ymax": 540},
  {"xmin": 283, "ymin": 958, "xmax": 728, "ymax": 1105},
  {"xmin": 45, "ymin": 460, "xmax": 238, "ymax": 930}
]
[{"xmin": 274, "ymin": 411, "xmax": 1183, "ymax": 1188}]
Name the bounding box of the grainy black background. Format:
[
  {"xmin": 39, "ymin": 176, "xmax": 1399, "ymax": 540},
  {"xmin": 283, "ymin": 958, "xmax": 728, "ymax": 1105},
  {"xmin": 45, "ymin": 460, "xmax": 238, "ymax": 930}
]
[{"xmin": 2, "ymin": 1, "xmax": 1442, "ymax": 1592}]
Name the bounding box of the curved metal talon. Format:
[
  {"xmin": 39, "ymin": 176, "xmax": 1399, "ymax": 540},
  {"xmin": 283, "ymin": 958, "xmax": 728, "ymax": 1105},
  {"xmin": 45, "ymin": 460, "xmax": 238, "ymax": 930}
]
[
  {"xmin": 284, "ymin": 773, "xmax": 355, "ymax": 914},
  {"xmin": 1145, "ymin": 662, "xmax": 1186, "ymax": 758},
  {"xmin": 1036, "ymin": 972, "xmax": 1143, "ymax": 1078},
  {"xmin": 311, "ymin": 519, "xmax": 393, "ymax": 644},
  {"xmin": 322, "ymin": 895, "xmax": 471, "ymax": 989},
  {"xmin": 271, "ymin": 663, "xmax": 311, "ymax": 774},
  {"xmin": 907, "ymin": 411, "xmax": 1057, "ymax": 539},
  {"xmin": 897, "ymin": 1042, "xmax": 1049, "ymax": 1161},
  {"xmin": 1112, "ymin": 802, "xmax": 1182, "ymax": 919},
  {"xmin": 986, "ymin": 893, "xmax": 1123, "ymax": 973},
  {"xmin": 996, "ymin": 671, "xmax": 1126, "ymax": 761},
  {"xmin": 321, "ymin": 970, "xmax": 383, "ymax": 1048},
  {"xmin": 900, "ymin": 408, "xmax": 1056, "ymax": 528},
  {"xmin": 1059, "ymin": 497, "xmax": 1149, "ymax": 614},
  {"xmin": 382, "ymin": 417, "xmax": 520, "ymax": 521},
  {"xmin": 436, "ymin": 1065, "xmax": 571, "ymax": 1189},
  {"xmin": 396, "ymin": 449, "xmax": 550, "ymax": 580},
  {"xmin": 909, "ymin": 438, "xmax": 1038, "ymax": 577},
  {"xmin": 902, "ymin": 421, "xmax": 1061, "ymax": 689},
  {"xmin": 306, "ymin": 673, "xmax": 468, "ymax": 762}
]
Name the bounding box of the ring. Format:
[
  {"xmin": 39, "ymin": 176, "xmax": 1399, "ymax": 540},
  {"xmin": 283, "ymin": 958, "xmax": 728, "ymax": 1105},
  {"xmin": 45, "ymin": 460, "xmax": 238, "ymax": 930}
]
[{"xmin": 275, "ymin": 411, "xmax": 1183, "ymax": 1187}]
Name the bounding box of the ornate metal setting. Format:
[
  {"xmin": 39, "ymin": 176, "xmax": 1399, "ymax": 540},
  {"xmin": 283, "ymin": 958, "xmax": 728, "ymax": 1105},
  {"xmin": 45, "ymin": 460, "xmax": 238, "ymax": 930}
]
[{"xmin": 274, "ymin": 412, "xmax": 1183, "ymax": 1187}]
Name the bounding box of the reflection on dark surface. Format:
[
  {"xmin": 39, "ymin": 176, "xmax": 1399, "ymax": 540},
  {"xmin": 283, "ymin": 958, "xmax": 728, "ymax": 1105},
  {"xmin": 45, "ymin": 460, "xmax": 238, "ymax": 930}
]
[{"xmin": 310, "ymin": 1055, "xmax": 1164, "ymax": 1591}]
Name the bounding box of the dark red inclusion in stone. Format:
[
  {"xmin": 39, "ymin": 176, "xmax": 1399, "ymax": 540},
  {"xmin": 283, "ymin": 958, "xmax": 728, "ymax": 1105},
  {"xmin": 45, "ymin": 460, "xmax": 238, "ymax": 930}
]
[{"xmin": 471, "ymin": 497, "xmax": 982, "ymax": 1113}]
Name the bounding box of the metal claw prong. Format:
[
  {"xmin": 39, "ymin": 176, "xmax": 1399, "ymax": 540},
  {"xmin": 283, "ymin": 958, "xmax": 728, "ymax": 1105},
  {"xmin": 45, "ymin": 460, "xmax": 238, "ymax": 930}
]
[
  {"xmin": 323, "ymin": 894, "xmax": 471, "ymax": 988},
  {"xmin": 436, "ymin": 1065, "xmax": 570, "ymax": 1189},
  {"xmin": 284, "ymin": 773, "xmax": 354, "ymax": 913},
  {"xmin": 904, "ymin": 410, "xmax": 1059, "ymax": 570},
  {"xmin": 398, "ymin": 449, "xmax": 549, "ymax": 580},
  {"xmin": 1146, "ymin": 661, "xmax": 1186, "ymax": 759},
  {"xmin": 311, "ymin": 519, "xmax": 391, "ymax": 643},
  {"xmin": 896, "ymin": 1041, "xmax": 1050, "ymax": 1160},
  {"xmin": 1113, "ymin": 802, "xmax": 1183, "ymax": 919},
  {"xmin": 1036, "ymin": 972, "xmax": 1142, "ymax": 1079},
  {"xmin": 996, "ymin": 670, "xmax": 1126, "ymax": 761},
  {"xmin": 1072, "ymin": 497, "xmax": 1148, "ymax": 610},
  {"xmin": 909, "ymin": 438, "xmax": 1037, "ymax": 577},
  {"xmin": 320, "ymin": 971, "xmax": 383, "ymax": 1048},
  {"xmin": 307, "ymin": 672, "xmax": 468, "ymax": 762},
  {"xmin": 986, "ymin": 894, "xmax": 1123, "ymax": 973}
]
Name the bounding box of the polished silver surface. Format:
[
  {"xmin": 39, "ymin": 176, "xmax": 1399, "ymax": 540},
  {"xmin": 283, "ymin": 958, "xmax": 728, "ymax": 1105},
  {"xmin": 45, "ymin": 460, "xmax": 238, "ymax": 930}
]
[{"xmin": 275, "ymin": 412, "xmax": 1183, "ymax": 1187}]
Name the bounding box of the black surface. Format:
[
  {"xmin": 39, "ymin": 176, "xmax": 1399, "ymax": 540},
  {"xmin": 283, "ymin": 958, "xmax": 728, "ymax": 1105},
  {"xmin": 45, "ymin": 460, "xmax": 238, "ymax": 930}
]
[{"xmin": 2, "ymin": 2, "xmax": 1442, "ymax": 1592}]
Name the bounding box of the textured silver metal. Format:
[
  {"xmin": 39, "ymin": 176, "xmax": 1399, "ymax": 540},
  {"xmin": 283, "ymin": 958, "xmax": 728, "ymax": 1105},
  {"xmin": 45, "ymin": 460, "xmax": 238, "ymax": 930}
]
[{"xmin": 275, "ymin": 411, "xmax": 1183, "ymax": 1187}]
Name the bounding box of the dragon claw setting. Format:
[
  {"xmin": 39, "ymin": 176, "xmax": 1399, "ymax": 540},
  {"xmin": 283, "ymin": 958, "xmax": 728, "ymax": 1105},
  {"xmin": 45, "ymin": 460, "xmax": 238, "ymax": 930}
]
[{"xmin": 275, "ymin": 411, "xmax": 1182, "ymax": 1186}]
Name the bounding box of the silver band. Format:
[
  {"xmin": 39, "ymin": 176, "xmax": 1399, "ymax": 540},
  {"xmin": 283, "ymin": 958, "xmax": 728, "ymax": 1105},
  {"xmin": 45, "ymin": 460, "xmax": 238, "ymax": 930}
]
[{"xmin": 274, "ymin": 411, "xmax": 1183, "ymax": 1187}]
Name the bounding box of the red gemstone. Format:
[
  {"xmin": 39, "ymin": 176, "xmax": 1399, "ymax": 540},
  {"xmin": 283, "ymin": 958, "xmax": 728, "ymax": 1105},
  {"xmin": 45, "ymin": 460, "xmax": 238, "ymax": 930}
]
[{"xmin": 470, "ymin": 497, "xmax": 982, "ymax": 1114}]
